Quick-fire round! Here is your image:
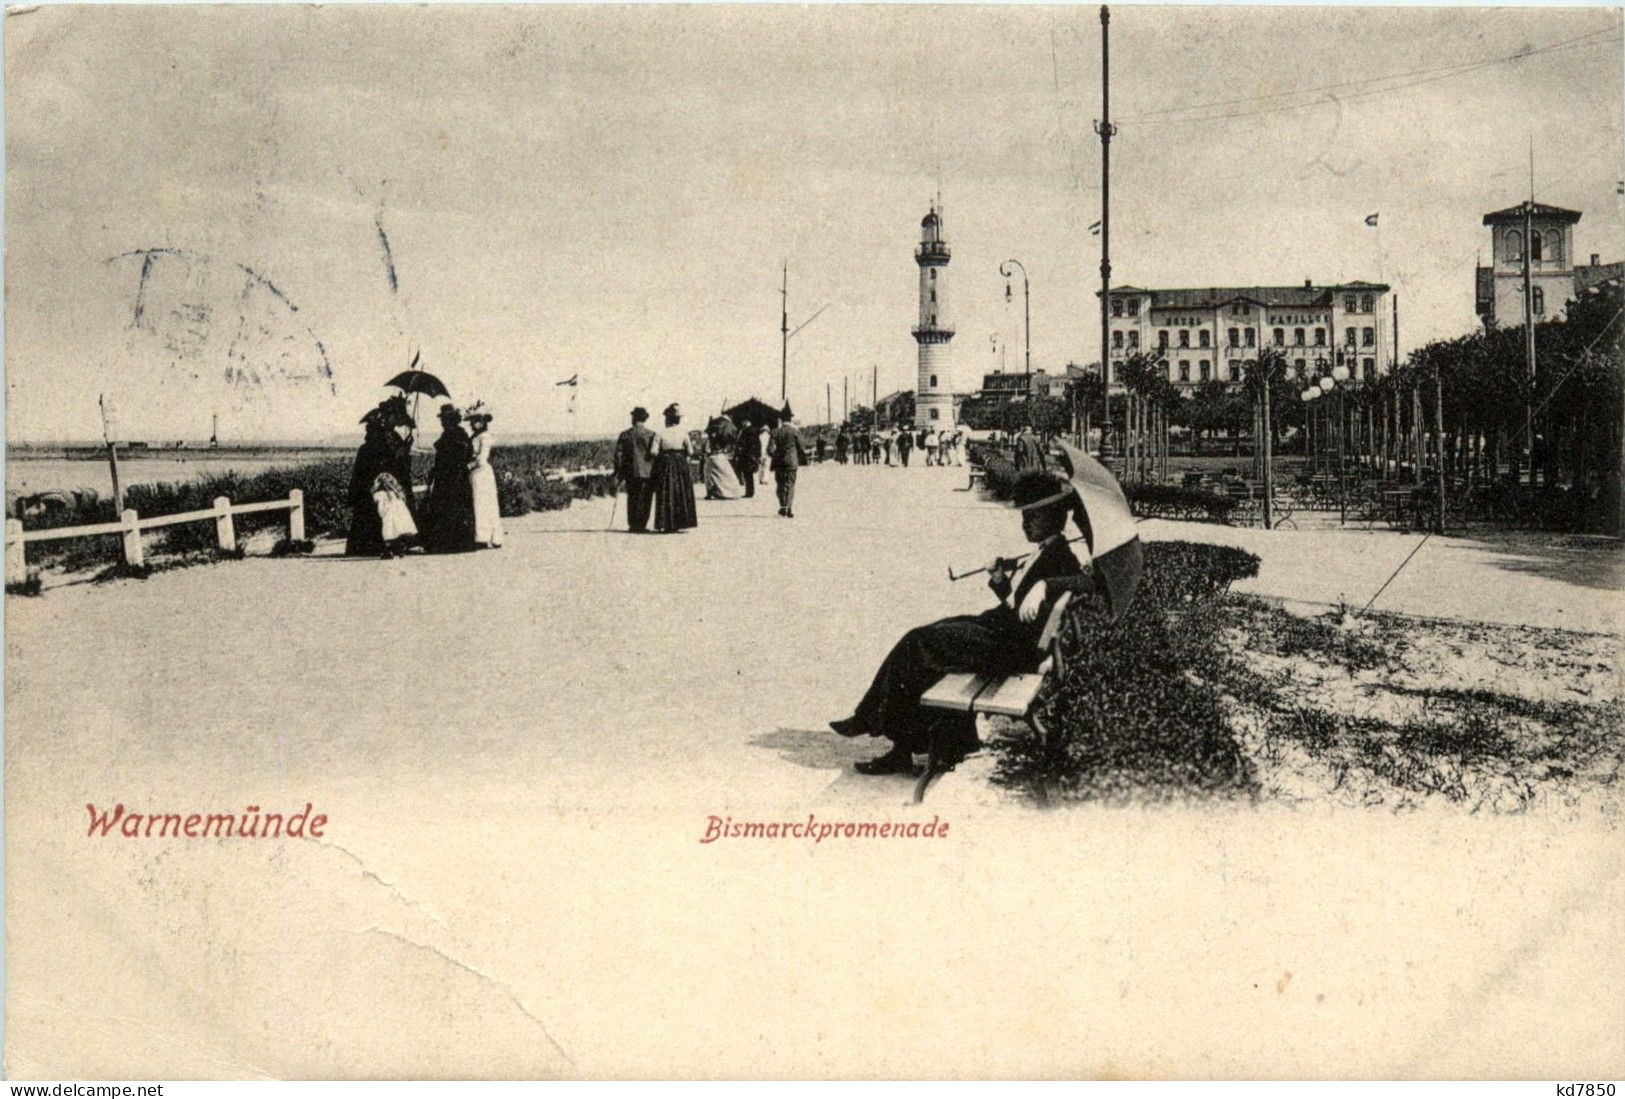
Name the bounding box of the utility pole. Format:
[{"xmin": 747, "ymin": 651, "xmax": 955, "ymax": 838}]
[
  {"xmin": 780, "ymin": 261, "xmax": 789, "ymax": 403},
  {"xmin": 826, "ymin": 382, "xmax": 832, "ymax": 426},
  {"xmin": 843, "ymin": 376, "xmax": 848, "ymax": 421},
  {"xmin": 1095, "ymin": 4, "xmax": 1116, "ymax": 460}
]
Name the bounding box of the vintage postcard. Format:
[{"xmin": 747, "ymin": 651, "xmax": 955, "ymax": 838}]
[{"xmin": 4, "ymin": 2, "xmax": 1622, "ymax": 1080}]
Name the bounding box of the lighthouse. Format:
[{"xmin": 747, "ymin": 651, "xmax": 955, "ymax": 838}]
[{"xmin": 912, "ymin": 204, "xmax": 956, "ymax": 427}]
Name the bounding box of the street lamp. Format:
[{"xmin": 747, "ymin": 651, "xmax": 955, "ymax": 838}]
[{"xmin": 1000, "ymin": 259, "xmax": 1031, "ymax": 379}]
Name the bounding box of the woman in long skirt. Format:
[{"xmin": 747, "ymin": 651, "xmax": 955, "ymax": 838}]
[
  {"xmin": 465, "ymin": 401, "xmax": 504, "ymax": 548},
  {"xmin": 651, "ymin": 403, "xmax": 698, "ymax": 532},
  {"xmin": 421, "ymin": 404, "xmax": 477, "ymax": 553},
  {"xmin": 346, "ymin": 397, "xmax": 416, "ymax": 557}
]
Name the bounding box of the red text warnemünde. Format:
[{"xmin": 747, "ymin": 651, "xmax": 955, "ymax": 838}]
[
  {"xmin": 85, "ymin": 803, "xmax": 327, "ymax": 839},
  {"xmin": 701, "ymin": 814, "xmax": 949, "ymax": 844}
]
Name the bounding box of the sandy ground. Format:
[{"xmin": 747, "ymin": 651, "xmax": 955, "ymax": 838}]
[{"xmin": 5, "ymin": 461, "xmax": 1623, "ymax": 1078}]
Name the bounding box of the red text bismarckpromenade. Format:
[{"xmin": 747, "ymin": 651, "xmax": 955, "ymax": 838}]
[
  {"xmin": 701, "ymin": 814, "xmax": 950, "ymax": 844},
  {"xmin": 86, "ymin": 803, "xmax": 327, "ymax": 839}
]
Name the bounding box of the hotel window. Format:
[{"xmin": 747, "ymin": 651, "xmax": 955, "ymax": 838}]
[
  {"xmin": 1294, "ymin": 328, "xmax": 1305, "ymax": 346},
  {"xmin": 1314, "ymin": 327, "xmax": 1325, "ymax": 346},
  {"xmin": 1228, "ymin": 360, "xmax": 1241, "ymax": 381},
  {"xmin": 1179, "ymin": 330, "xmax": 1190, "ymax": 349},
  {"xmin": 1549, "ymin": 233, "xmax": 1563, "ymax": 264},
  {"xmin": 1128, "ymin": 331, "xmax": 1140, "ymax": 350},
  {"xmin": 1127, "ymin": 299, "xmax": 1140, "ymax": 316},
  {"xmin": 930, "ymin": 375, "xmax": 937, "ymax": 387},
  {"xmin": 1112, "ymin": 331, "xmax": 1123, "ymax": 348},
  {"xmin": 1533, "ymin": 286, "xmax": 1545, "ymax": 315},
  {"xmin": 1199, "ymin": 360, "xmax": 1211, "ymax": 381},
  {"xmin": 1199, "ymin": 330, "xmax": 1210, "ymax": 348},
  {"xmin": 1362, "ymin": 326, "xmax": 1374, "ymax": 346},
  {"xmin": 1228, "ymin": 327, "xmax": 1239, "ymax": 347},
  {"xmin": 1361, "ymin": 359, "xmax": 1374, "ymax": 379},
  {"xmin": 1345, "ymin": 326, "xmax": 1357, "ymax": 346},
  {"xmin": 1506, "ymin": 230, "xmax": 1522, "ymax": 260},
  {"xmin": 1245, "ymin": 329, "xmax": 1256, "ymax": 348},
  {"xmin": 1344, "ymin": 295, "xmax": 1356, "ymax": 312},
  {"xmin": 1158, "ymin": 331, "xmax": 1169, "ymax": 349},
  {"xmin": 1295, "ymin": 359, "xmax": 1306, "ymax": 378},
  {"xmin": 1360, "ymin": 294, "xmax": 1373, "ymax": 312},
  {"xmin": 1273, "ymin": 327, "xmax": 1284, "ymax": 345},
  {"xmin": 1179, "ymin": 361, "xmax": 1190, "ymax": 382},
  {"xmin": 1531, "ymin": 231, "xmax": 1544, "ymax": 262},
  {"xmin": 1111, "ymin": 299, "xmax": 1123, "ymax": 317},
  {"xmin": 929, "ymin": 408, "xmax": 939, "ymax": 421}
]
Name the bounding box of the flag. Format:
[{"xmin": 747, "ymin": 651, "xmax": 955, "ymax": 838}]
[
  {"xmin": 556, "ymin": 374, "xmax": 579, "ymax": 387},
  {"xmin": 1364, "ymin": 213, "xmax": 1379, "ymax": 227},
  {"xmin": 1088, "ymin": 220, "xmax": 1102, "ymax": 236}
]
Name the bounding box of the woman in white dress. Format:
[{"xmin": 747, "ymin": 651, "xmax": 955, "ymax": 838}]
[{"xmin": 465, "ymin": 401, "xmax": 504, "ymax": 548}]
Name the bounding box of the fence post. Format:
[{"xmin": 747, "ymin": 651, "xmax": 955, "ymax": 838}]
[
  {"xmin": 214, "ymin": 496, "xmax": 236, "ymax": 554},
  {"xmin": 5, "ymin": 519, "xmax": 24, "ymax": 587},
  {"xmin": 121, "ymin": 509, "xmax": 144, "ymax": 568},
  {"xmin": 287, "ymin": 489, "xmax": 305, "ymax": 542}
]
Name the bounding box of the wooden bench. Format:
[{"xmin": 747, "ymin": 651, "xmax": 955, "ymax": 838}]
[{"xmin": 913, "ymin": 591, "xmax": 1074, "ymax": 802}]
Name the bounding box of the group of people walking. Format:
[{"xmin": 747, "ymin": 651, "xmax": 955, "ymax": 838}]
[
  {"xmin": 835, "ymin": 424, "xmax": 965, "ymax": 468},
  {"xmin": 613, "ymin": 402, "xmax": 808, "ymax": 532},
  {"xmin": 346, "ymin": 395, "xmax": 504, "ymax": 558}
]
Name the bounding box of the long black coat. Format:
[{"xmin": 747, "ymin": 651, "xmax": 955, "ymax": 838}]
[
  {"xmin": 421, "ymin": 425, "xmax": 476, "ymax": 553},
  {"xmin": 345, "ymin": 426, "xmax": 416, "ymax": 556}
]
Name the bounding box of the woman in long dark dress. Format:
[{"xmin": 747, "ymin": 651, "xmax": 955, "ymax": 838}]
[
  {"xmin": 651, "ymin": 403, "xmax": 698, "ymax": 532},
  {"xmin": 346, "ymin": 397, "xmax": 416, "ymax": 557},
  {"xmin": 420, "ymin": 404, "xmax": 476, "ymax": 553}
]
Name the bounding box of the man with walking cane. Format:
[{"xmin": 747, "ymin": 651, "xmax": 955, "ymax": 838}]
[{"xmin": 613, "ymin": 406, "xmax": 657, "ymax": 533}]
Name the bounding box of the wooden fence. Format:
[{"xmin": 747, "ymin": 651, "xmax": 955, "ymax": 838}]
[{"xmin": 5, "ymin": 490, "xmax": 304, "ymax": 585}]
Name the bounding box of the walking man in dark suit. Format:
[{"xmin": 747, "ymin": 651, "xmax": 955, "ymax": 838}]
[
  {"xmin": 733, "ymin": 417, "xmax": 761, "ymax": 498},
  {"xmin": 613, "ymin": 406, "xmax": 658, "ymax": 532},
  {"xmin": 768, "ymin": 404, "xmax": 808, "ymax": 518},
  {"xmin": 1014, "ymin": 425, "xmax": 1047, "ymax": 472}
]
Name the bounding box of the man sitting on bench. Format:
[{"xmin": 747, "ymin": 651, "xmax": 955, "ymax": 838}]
[{"xmin": 830, "ymin": 470, "xmax": 1090, "ymax": 775}]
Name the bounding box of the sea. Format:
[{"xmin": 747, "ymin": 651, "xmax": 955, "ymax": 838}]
[
  {"xmin": 4, "ymin": 447, "xmax": 345, "ymax": 502},
  {"xmin": 5, "ymin": 433, "xmax": 608, "ymax": 503}
]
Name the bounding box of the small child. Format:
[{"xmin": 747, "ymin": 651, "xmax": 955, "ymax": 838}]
[{"xmin": 370, "ymin": 472, "xmax": 417, "ymax": 558}]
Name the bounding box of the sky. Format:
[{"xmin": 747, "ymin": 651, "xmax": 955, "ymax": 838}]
[{"xmin": 5, "ymin": 3, "xmax": 1621, "ymax": 442}]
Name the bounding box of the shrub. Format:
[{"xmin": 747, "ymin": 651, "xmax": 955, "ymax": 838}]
[
  {"xmin": 1123, "ymin": 483, "xmax": 1237, "ymax": 524},
  {"xmin": 989, "ymin": 540, "xmax": 1262, "ymax": 803},
  {"xmin": 16, "ymin": 439, "xmax": 624, "ymax": 572}
]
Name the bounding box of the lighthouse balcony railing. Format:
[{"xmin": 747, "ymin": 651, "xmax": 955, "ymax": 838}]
[
  {"xmin": 915, "ymin": 242, "xmax": 951, "ymax": 261},
  {"xmin": 911, "ymin": 325, "xmax": 956, "ymax": 340}
]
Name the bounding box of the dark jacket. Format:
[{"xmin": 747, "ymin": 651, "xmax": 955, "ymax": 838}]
[
  {"xmin": 1014, "ymin": 430, "xmax": 1047, "ymax": 471},
  {"xmin": 614, "ymin": 423, "xmax": 657, "ymax": 481},
  {"xmin": 984, "ymin": 536, "xmax": 1087, "ymax": 651},
  {"xmin": 734, "ymin": 426, "xmax": 763, "ymax": 470},
  {"xmin": 768, "ymin": 424, "xmax": 808, "ymax": 472}
]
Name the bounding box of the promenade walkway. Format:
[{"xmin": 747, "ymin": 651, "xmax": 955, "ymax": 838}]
[{"xmin": 6, "ymin": 460, "xmax": 1621, "ymax": 1078}]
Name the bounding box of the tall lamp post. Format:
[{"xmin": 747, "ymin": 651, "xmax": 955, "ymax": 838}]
[
  {"xmin": 1000, "ymin": 259, "xmax": 1031, "ymax": 379},
  {"xmin": 1312, "ymin": 357, "xmax": 1351, "ymax": 523},
  {"xmin": 1247, "ymin": 357, "xmax": 1274, "ymax": 530}
]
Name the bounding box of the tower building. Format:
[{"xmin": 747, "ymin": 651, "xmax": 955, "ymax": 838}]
[{"xmin": 912, "ymin": 204, "xmax": 957, "ymax": 426}]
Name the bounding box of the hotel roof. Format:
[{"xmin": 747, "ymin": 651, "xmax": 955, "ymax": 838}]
[{"xmin": 1103, "ymin": 283, "xmax": 1390, "ymax": 310}]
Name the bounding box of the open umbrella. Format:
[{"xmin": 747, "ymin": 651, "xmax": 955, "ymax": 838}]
[
  {"xmin": 1052, "ymin": 439, "xmax": 1143, "ymax": 622},
  {"xmin": 384, "ymin": 352, "xmax": 450, "ymax": 400}
]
